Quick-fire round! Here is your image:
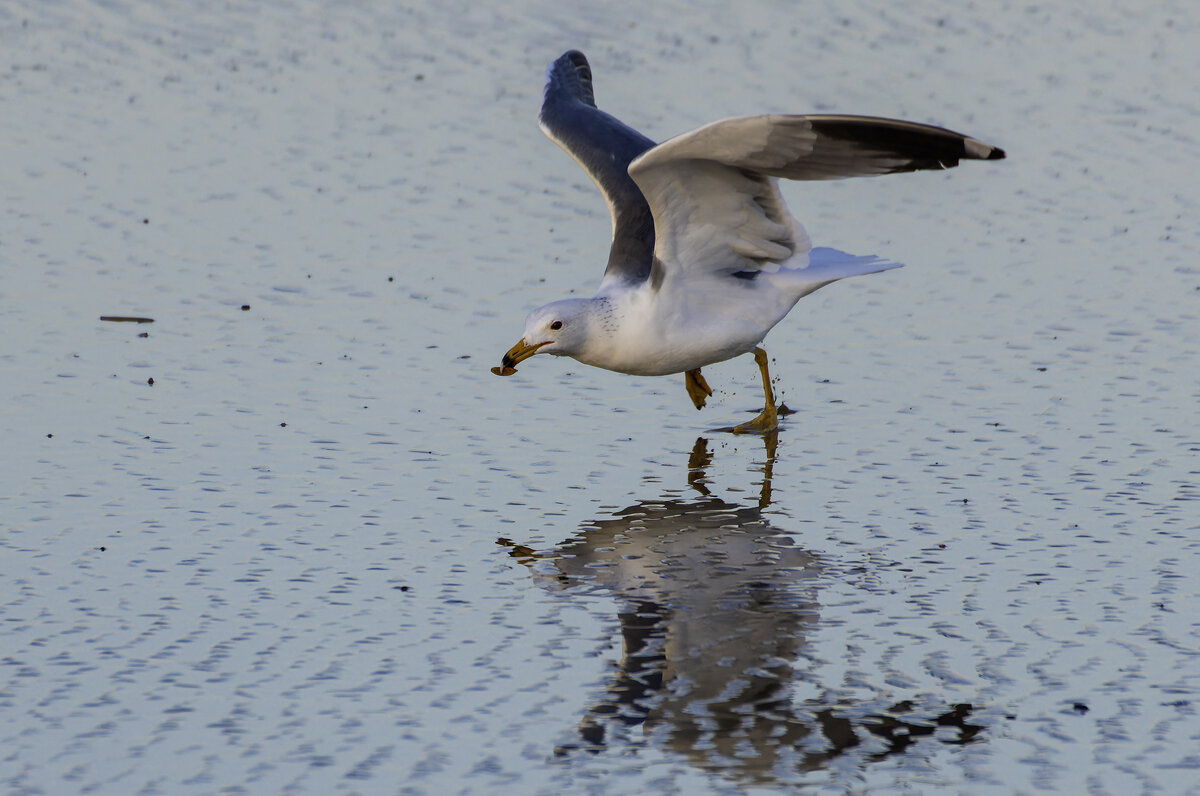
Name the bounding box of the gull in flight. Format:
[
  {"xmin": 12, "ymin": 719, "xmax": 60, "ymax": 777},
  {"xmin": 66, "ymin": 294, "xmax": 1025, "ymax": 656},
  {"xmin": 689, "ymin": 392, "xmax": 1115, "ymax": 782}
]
[{"xmin": 493, "ymin": 50, "xmax": 1005, "ymax": 433}]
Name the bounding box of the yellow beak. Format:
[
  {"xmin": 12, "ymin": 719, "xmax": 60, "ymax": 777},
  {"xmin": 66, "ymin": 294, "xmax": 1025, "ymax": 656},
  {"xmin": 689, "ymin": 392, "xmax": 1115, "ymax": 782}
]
[{"xmin": 492, "ymin": 338, "xmax": 549, "ymax": 376}]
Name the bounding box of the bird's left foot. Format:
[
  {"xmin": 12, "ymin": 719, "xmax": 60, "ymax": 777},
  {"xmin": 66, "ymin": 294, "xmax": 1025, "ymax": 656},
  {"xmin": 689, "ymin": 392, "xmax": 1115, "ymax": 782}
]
[
  {"xmin": 728, "ymin": 347, "xmax": 778, "ymax": 434},
  {"xmin": 731, "ymin": 401, "xmax": 779, "ymax": 434},
  {"xmin": 684, "ymin": 368, "xmax": 713, "ymax": 410}
]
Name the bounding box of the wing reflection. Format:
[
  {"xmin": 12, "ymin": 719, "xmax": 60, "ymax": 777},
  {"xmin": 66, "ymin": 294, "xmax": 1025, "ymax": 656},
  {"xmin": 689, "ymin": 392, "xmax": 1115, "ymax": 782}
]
[{"xmin": 501, "ymin": 435, "xmax": 982, "ymax": 782}]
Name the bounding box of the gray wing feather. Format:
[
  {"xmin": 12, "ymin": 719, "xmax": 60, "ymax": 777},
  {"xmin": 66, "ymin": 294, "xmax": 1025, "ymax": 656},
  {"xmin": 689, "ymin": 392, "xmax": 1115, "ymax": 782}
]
[
  {"xmin": 632, "ymin": 114, "xmax": 1004, "ymax": 181},
  {"xmin": 628, "ymin": 114, "xmax": 1005, "ymax": 283},
  {"xmin": 538, "ymin": 51, "xmax": 657, "ymax": 286}
]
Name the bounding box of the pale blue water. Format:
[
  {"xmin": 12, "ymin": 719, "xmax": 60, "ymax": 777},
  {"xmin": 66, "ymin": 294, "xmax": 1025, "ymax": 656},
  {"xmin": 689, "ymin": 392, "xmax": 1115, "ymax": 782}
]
[{"xmin": 2, "ymin": 1, "xmax": 1198, "ymax": 794}]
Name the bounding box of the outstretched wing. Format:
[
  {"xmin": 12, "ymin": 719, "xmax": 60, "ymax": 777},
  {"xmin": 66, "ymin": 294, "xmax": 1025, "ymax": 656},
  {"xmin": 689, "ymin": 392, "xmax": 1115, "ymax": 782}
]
[
  {"xmin": 627, "ymin": 114, "xmax": 1005, "ymax": 285},
  {"xmin": 538, "ymin": 51, "xmax": 657, "ymax": 288}
]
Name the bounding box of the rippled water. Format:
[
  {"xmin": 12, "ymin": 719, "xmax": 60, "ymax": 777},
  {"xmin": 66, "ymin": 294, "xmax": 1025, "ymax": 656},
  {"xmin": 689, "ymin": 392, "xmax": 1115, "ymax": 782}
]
[{"xmin": 3, "ymin": 1, "xmax": 1198, "ymax": 793}]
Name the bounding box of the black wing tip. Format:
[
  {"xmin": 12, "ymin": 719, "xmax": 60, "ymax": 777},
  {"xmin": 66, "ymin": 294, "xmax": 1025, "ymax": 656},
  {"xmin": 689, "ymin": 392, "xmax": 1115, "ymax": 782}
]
[
  {"xmin": 557, "ymin": 50, "xmax": 591, "ymax": 83},
  {"xmin": 965, "ymin": 137, "xmax": 1006, "ymax": 162},
  {"xmin": 560, "ymin": 49, "xmax": 588, "ymax": 67},
  {"xmin": 544, "ymin": 50, "xmax": 595, "ymax": 109},
  {"xmin": 807, "ymin": 116, "xmax": 1006, "ymax": 166}
]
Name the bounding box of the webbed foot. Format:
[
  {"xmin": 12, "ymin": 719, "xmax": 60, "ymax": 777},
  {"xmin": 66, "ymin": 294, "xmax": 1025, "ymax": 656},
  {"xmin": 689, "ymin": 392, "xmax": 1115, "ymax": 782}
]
[
  {"xmin": 729, "ymin": 347, "xmax": 779, "ymax": 435},
  {"xmin": 684, "ymin": 368, "xmax": 713, "ymax": 410}
]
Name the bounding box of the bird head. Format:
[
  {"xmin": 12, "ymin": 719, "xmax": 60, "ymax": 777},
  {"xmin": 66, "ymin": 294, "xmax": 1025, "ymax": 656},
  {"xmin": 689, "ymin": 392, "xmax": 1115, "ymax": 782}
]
[{"xmin": 492, "ymin": 299, "xmax": 591, "ymax": 376}]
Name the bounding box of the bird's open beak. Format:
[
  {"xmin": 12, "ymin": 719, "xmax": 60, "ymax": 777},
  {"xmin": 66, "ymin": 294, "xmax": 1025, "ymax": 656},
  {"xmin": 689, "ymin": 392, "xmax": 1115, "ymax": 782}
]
[{"xmin": 491, "ymin": 338, "xmax": 550, "ymax": 376}]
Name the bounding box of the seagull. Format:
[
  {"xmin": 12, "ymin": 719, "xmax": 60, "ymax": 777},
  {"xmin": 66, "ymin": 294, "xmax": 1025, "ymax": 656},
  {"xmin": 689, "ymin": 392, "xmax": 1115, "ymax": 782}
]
[{"xmin": 492, "ymin": 50, "xmax": 1004, "ymax": 433}]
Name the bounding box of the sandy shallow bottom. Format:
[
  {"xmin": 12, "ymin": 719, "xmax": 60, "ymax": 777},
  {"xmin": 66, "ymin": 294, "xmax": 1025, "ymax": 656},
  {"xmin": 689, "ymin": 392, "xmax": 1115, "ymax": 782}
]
[{"xmin": 2, "ymin": 1, "xmax": 1198, "ymax": 793}]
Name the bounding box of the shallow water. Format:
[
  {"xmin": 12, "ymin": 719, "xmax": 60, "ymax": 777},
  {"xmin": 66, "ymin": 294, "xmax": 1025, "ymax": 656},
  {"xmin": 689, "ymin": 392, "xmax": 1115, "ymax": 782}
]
[{"xmin": 2, "ymin": 0, "xmax": 1199, "ymax": 793}]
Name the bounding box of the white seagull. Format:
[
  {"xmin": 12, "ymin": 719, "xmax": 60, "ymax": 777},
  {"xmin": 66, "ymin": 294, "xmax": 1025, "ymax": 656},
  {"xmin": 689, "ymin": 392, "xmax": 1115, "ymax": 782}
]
[{"xmin": 493, "ymin": 50, "xmax": 1005, "ymax": 433}]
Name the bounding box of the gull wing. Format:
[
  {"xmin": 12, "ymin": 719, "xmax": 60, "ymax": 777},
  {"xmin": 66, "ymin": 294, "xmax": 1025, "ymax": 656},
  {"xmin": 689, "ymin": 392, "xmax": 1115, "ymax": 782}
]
[
  {"xmin": 538, "ymin": 51, "xmax": 657, "ymax": 287},
  {"xmin": 627, "ymin": 114, "xmax": 1005, "ymax": 284}
]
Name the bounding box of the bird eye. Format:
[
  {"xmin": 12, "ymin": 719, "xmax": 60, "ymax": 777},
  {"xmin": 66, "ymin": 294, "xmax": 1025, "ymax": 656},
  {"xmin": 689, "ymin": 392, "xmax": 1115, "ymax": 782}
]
[{"xmin": 550, "ymin": 320, "xmax": 563, "ymax": 330}]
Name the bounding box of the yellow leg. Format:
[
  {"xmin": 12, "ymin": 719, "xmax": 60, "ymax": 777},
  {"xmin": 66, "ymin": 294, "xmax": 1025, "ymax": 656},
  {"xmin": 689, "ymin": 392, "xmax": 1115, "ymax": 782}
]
[
  {"xmin": 684, "ymin": 368, "xmax": 713, "ymax": 410},
  {"xmin": 732, "ymin": 347, "xmax": 778, "ymax": 434}
]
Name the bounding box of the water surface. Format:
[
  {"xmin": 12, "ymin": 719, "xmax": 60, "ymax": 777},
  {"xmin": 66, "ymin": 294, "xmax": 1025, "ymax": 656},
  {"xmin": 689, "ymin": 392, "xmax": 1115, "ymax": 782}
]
[{"xmin": 2, "ymin": 1, "xmax": 1198, "ymax": 793}]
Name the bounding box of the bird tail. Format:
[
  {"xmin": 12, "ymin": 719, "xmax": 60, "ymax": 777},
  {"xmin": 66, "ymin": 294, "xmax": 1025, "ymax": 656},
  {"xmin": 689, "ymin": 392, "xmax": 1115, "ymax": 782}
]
[{"xmin": 781, "ymin": 247, "xmax": 902, "ymax": 298}]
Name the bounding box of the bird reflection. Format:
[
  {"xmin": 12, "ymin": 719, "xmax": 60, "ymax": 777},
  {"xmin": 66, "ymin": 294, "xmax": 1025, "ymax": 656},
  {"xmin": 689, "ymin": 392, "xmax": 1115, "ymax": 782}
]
[{"xmin": 500, "ymin": 435, "xmax": 982, "ymax": 783}]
